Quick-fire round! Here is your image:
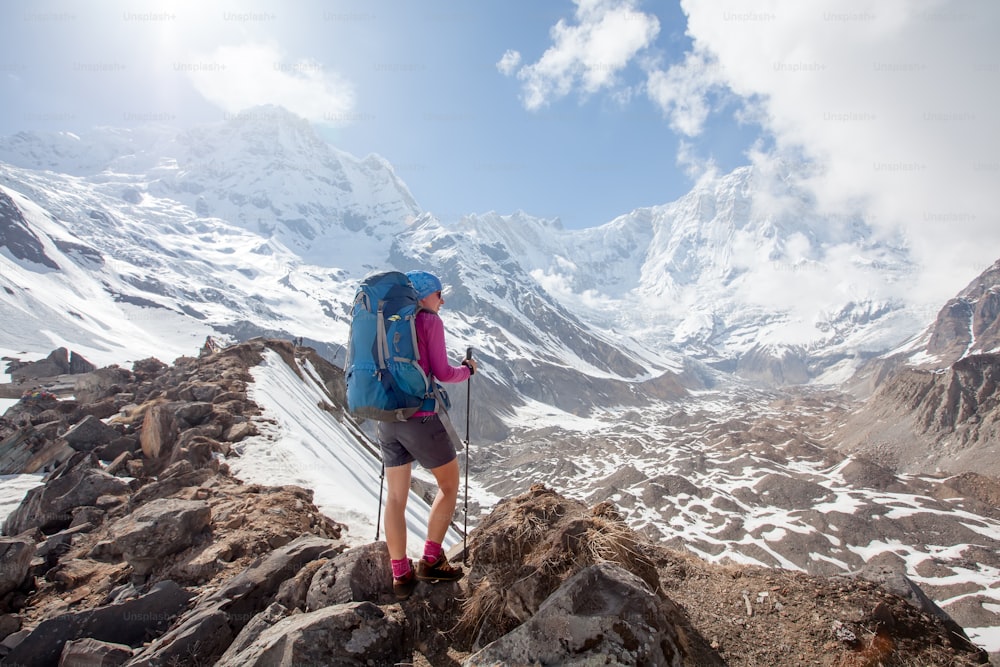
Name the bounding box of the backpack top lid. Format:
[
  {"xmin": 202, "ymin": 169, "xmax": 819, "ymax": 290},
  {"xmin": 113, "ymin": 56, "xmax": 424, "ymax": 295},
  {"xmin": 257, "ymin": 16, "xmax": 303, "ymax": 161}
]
[{"xmin": 406, "ymin": 270, "xmax": 443, "ymax": 300}]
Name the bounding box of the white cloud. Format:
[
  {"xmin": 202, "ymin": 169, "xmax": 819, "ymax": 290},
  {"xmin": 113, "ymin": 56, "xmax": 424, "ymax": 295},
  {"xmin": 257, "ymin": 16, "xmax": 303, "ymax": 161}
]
[
  {"xmin": 505, "ymin": 0, "xmax": 660, "ymax": 110},
  {"xmin": 647, "ymin": 49, "xmax": 727, "ymax": 136},
  {"xmin": 496, "ymin": 49, "xmax": 522, "ymax": 76},
  {"xmin": 186, "ymin": 42, "xmax": 356, "ymax": 125},
  {"xmin": 669, "ymin": 0, "xmax": 1000, "ymax": 305},
  {"xmin": 675, "ymin": 139, "xmax": 719, "ymax": 183}
]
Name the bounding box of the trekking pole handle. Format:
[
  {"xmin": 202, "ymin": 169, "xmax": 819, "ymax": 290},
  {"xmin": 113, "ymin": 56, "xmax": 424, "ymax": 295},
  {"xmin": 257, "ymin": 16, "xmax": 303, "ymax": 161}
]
[{"xmin": 465, "ymin": 347, "xmax": 473, "ymax": 361}]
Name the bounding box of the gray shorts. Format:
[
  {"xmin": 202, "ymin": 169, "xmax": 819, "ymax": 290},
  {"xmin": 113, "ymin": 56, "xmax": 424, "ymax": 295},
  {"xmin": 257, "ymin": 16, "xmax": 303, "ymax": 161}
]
[{"xmin": 377, "ymin": 416, "xmax": 457, "ymax": 469}]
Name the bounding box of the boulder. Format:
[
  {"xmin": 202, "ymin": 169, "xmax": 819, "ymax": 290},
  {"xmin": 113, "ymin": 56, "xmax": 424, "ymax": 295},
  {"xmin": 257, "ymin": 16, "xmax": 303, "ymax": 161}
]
[
  {"xmin": 33, "ymin": 523, "xmax": 92, "ymax": 575},
  {"xmin": 172, "ymin": 401, "xmax": 213, "ymax": 427},
  {"xmin": 8, "ymin": 348, "xmax": 68, "ymax": 380},
  {"xmin": 223, "ymin": 421, "xmax": 256, "ymax": 443},
  {"xmin": 3, "ymin": 463, "xmax": 130, "ymax": 535},
  {"xmin": 0, "ymin": 613, "xmax": 20, "ymax": 641},
  {"xmin": 1, "ymin": 580, "xmax": 191, "ymax": 667},
  {"xmin": 126, "ymin": 534, "xmax": 340, "ymax": 666},
  {"xmin": 62, "ymin": 415, "xmax": 119, "ymax": 451},
  {"xmin": 0, "ymin": 536, "xmax": 34, "ymax": 596},
  {"xmin": 127, "ymin": 462, "xmax": 214, "ymax": 508},
  {"xmin": 305, "ymin": 541, "xmax": 392, "ymax": 610},
  {"xmin": 273, "ymin": 559, "xmax": 328, "ymax": 611},
  {"xmin": 58, "ymin": 637, "xmax": 133, "ymax": 666},
  {"xmin": 214, "ymin": 601, "xmax": 407, "ymax": 667},
  {"xmin": 464, "ymin": 563, "xmax": 700, "ymax": 667},
  {"xmin": 206, "ymin": 534, "xmax": 341, "ymax": 625},
  {"xmin": 139, "ymin": 403, "xmax": 177, "ymax": 461},
  {"xmin": 95, "ymin": 436, "xmax": 138, "ymax": 462},
  {"xmin": 68, "ymin": 351, "xmax": 96, "ymax": 375},
  {"xmin": 105, "ymin": 498, "xmax": 212, "ymax": 578},
  {"xmin": 124, "ymin": 600, "xmax": 232, "ymax": 667},
  {"xmin": 177, "ymin": 381, "xmax": 222, "ymax": 403},
  {"xmin": 211, "ymin": 601, "xmax": 288, "ymax": 664}
]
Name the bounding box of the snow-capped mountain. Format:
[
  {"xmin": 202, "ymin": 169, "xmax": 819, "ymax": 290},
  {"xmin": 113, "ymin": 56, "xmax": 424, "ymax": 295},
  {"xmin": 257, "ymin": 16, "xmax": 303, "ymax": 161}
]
[
  {"xmin": 0, "ymin": 106, "xmax": 419, "ymax": 270},
  {"xmin": 3, "ymin": 107, "xmax": 1000, "ymax": 655},
  {"xmin": 1, "ymin": 106, "xmax": 925, "ymax": 390},
  {"xmin": 457, "ymin": 166, "xmax": 923, "ymax": 387}
]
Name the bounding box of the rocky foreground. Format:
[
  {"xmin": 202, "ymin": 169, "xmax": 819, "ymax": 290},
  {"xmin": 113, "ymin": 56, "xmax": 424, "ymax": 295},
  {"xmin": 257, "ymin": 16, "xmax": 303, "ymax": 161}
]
[{"xmin": 0, "ymin": 339, "xmax": 991, "ymax": 665}]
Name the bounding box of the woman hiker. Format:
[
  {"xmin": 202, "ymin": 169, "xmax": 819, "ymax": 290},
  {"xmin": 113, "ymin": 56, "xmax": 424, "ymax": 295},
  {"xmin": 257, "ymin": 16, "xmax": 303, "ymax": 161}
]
[{"xmin": 380, "ymin": 270, "xmax": 478, "ymax": 599}]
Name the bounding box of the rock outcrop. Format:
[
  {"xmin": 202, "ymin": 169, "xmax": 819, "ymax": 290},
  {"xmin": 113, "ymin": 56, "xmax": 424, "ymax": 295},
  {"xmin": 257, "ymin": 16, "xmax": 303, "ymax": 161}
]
[
  {"xmin": 3, "ymin": 347, "xmax": 96, "ymax": 383},
  {"xmin": 838, "ymin": 353, "xmax": 1000, "ymax": 476},
  {"xmin": 0, "ymin": 339, "xmax": 990, "ymax": 666}
]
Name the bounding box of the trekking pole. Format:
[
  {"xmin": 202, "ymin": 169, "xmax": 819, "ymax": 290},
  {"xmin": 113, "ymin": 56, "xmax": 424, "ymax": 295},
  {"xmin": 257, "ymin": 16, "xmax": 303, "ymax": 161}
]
[
  {"xmin": 463, "ymin": 346, "xmax": 473, "ymax": 564},
  {"xmin": 375, "ymin": 462, "xmax": 385, "ymax": 541}
]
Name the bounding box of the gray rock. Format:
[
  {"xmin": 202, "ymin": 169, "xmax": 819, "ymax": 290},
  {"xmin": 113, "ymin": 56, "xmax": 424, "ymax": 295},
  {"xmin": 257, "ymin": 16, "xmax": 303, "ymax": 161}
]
[
  {"xmin": 0, "ymin": 536, "xmax": 34, "ymax": 596},
  {"xmin": 62, "ymin": 415, "xmax": 119, "ymax": 451},
  {"xmin": 33, "ymin": 523, "xmax": 92, "ymax": 574},
  {"xmin": 1, "ymin": 580, "xmax": 191, "ymax": 667},
  {"xmin": 207, "ymin": 534, "xmax": 342, "ymax": 624},
  {"xmin": 172, "ymin": 401, "xmax": 213, "ymax": 427},
  {"xmin": 177, "ymin": 382, "xmax": 221, "ymax": 403},
  {"xmin": 3, "ymin": 463, "xmax": 130, "ymax": 535},
  {"xmin": 126, "ymin": 534, "xmax": 340, "ymax": 666},
  {"xmin": 124, "ymin": 601, "xmax": 232, "ymax": 667},
  {"xmin": 305, "ymin": 541, "xmax": 391, "ymax": 610},
  {"xmin": 72, "ymin": 366, "xmax": 132, "ymax": 404},
  {"xmin": 127, "ymin": 464, "xmax": 214, "ymax": 509},
  {"xmin": 95, "ymin": 436, "xmax": 138, "ymax": 462},
  {"xmin": 213, "ymin": 601, "xmax": 288, "ymax": 663},
  {"xmin": 214, "ymin": 601, "xmax": 406, "ymax": 667},
  {"xmin": 274, "ymin": 559, "xmax": 328, "ymax": 611},
  {"xmin": 0, "ymin": 613, "xmax": 20, "ymax": 641},
  {"xmin": 223, "ymin": 421, "xmax": 256, "ymax": 443},
  {"xmin": 464, "ymin": 563, "xmax": 703, "ymax": 667},
  {"xmin": 106, "ymin": 498, "xmax": 211, "ymax": 577},
  {"xmin": 58, "ymin": 637, "xmax": 132, "ymax": 666}
]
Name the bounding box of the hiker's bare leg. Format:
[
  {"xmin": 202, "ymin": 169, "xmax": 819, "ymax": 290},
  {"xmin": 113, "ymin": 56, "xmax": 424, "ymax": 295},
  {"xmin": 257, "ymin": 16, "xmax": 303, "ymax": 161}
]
[
  {"xmin": 384, "ymin": 463, "xmax": 412, "ymax": 560},
  {"xmin": 426, "ymin": 458, "xmax": 460, "ymax": 546}
]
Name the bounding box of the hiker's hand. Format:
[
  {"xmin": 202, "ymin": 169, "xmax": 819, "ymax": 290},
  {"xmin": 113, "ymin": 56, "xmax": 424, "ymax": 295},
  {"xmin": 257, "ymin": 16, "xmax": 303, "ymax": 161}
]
[{"xmin": 462, "ymin": 358, "xmax": 477, "ymax": 375}]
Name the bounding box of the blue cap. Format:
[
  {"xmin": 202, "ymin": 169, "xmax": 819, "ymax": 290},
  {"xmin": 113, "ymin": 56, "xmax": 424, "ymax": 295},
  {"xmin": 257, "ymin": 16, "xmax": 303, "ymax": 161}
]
[{"xmin": 406, "ymin": 270, "xmax": 443, "ymax": 300}]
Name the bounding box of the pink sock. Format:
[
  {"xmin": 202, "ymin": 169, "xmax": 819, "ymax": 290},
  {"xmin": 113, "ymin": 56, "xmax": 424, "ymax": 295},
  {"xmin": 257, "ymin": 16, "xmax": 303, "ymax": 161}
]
[
  {"xmin": 423, "ymin": 540, "xmax": 443, "ymax": 564},
  {"xmin": 391, "ymin": 558, "xmax": 411, "ymax": 579}
]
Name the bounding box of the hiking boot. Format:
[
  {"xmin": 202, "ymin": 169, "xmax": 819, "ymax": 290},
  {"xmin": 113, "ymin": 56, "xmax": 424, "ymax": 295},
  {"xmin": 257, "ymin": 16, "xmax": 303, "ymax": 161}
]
[
  {"xmin": 393, "ymin": 561, "xmax": 417, "ymax": 600},
  {"xmin": 415, "ymin": 555, "xmax": 464, "ymax": 582}
]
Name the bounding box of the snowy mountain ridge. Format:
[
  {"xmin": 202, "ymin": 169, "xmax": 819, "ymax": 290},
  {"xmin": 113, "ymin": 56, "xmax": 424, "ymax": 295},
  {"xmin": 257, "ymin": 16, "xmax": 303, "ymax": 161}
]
[
  {"xmin": 3, "ymin": 108, "xmax": 1000, "ymax": 656},
  {"xmin": 0, "ymin": 105, "xmax": 956, "ymax": 414}
]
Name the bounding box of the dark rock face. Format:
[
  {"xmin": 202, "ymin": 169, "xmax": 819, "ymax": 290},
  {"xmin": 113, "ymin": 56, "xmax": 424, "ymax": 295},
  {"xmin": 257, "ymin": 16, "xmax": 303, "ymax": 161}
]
[
  {"xmin": 841, "ymin": 353, "xmax": 1000, "ymax": 476},
  {"xmin": 0, "ymin": 189, "xmax": 59, "ymax": 270},
  {"xmin": 925, "ymin": 260, "xmax": 1000, "ymax": 366},
  {"xmin": 835, "ymin": 261, "xmax": 1000, "ymax": 480}
]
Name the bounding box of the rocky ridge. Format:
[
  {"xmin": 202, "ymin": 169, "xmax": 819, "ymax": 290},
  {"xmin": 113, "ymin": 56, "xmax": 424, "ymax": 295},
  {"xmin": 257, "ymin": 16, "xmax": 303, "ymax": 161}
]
[
  {"xmin": 0, "ymin": 339, "xmax": 991, "ymax": 665},
  {"xmin": 835, "ymin": 259, "xmax": 1000, "ymax": 477}
]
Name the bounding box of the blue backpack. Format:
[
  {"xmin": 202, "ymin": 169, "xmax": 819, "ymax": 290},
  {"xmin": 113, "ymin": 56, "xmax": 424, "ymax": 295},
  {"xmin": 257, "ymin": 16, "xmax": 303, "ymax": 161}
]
[{"xmin": 345, "ymin": 271, "xmax": 441, "ymax": 421}]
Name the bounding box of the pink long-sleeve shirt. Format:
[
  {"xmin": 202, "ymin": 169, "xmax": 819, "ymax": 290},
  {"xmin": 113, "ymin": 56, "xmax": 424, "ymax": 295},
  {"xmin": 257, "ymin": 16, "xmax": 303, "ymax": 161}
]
[{"xmin": 413, "ymin": 310, "xmax": 470, "ymax": 416}]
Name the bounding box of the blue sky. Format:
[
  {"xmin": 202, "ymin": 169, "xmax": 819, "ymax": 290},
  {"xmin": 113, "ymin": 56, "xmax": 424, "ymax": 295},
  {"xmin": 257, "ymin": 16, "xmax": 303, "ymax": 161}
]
[
  {"xmin": 0, "ymin": 0, "xmax": 757, "ymax": 229},
  {"xmin": 1, "ymin": 0, "xmax": 998, "ymax": 302}
]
